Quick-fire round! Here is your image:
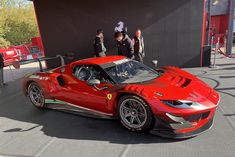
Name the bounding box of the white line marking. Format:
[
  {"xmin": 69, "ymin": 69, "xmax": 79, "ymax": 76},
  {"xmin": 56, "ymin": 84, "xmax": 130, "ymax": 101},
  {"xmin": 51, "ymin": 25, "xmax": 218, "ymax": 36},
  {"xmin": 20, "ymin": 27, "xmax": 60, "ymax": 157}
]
[
  {"xmin": 119, "ymin": 144, "xmax": 132, "ymax": 157},
  {"xmin": 34, "ymin": 137, "xmax": 56, "ymax": 157},
  {"xmin": 218, "ymin": 106, "xmax": 235, "ymax": 132}
]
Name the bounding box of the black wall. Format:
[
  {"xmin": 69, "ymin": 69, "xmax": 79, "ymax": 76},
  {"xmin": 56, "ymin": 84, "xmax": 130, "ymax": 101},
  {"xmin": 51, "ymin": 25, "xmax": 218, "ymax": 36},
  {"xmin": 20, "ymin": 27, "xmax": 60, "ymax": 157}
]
[{"xmin": 34, "ymin": 0, "xmax": 204, "ymax": 68}]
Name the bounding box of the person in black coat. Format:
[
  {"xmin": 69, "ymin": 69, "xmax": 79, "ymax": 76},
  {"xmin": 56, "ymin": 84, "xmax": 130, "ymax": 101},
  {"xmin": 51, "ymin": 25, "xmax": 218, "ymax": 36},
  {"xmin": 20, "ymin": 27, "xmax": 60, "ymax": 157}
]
[
  {"xmin": 0, "ymin": 53, "xmax": 5, "ymax": 87},
  {"xmin": 93, "ymin": 29, "xmax": 107, "ymax": 57},
  {"xmin": 114, "ymin": 32, "xmax": 134, "ymax": 59}
]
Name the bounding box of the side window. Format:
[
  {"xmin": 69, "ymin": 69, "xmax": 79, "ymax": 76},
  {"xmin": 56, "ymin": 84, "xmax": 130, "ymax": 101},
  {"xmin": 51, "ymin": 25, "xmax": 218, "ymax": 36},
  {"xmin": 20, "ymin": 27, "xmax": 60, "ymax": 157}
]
[
  {"xmin": 74, "ymin": 66, "xmax": 92, "ymax": 81},
  {"xmin": 73, "ymin": 65, "xmax": 108, "ymax": 82}
]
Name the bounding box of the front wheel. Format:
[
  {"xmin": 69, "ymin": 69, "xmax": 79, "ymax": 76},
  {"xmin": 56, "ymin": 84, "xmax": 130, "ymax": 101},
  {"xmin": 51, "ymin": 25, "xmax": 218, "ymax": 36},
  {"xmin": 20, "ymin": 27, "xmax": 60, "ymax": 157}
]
[
  {"xmin": 118, "ymin": 95, "xmax": 153, "ymax": 132},
  {"xmin": 28, "ymin": 82, "xmax": 45, "ymax": 109}
]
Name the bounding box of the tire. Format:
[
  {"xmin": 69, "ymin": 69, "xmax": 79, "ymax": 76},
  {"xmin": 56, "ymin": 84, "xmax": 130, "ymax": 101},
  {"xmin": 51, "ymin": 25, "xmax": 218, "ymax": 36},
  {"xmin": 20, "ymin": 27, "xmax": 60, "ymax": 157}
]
[
  {"xmin": 118, "ymin": 94, "xmax": 153, "ymax": 132},
  {"xmin": 28, "ymin": 82, "xmax": 45, "ymax": 109}
]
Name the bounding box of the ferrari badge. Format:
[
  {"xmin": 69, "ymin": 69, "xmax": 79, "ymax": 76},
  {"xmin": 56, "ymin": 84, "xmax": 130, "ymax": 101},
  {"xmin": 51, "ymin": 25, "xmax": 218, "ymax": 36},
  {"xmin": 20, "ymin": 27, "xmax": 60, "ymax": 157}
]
[{"xmin": 107, "ymin": 94, "xmax": 112, "ymax": 100}]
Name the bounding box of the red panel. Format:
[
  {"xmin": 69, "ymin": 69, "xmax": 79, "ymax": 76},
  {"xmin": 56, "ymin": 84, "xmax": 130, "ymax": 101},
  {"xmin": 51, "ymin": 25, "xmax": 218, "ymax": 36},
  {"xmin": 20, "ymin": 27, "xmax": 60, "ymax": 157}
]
[
  {"xmin": 210, "ymin": 15, "xmax": 229, "ymax": 45},
  {"xmin": 31, "ymin": 37, "xmax": 44, "ymax": 56},
  {"xmin": 211, "ymin": 15, "xmax": 229, "ymax": 34}
]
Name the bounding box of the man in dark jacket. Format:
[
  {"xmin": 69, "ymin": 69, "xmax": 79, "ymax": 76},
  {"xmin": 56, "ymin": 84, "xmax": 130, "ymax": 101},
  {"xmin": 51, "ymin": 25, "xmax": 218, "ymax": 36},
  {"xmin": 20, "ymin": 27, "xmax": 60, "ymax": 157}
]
[
  {"xmin": 132, "ymin": 29, "xmax": 145, "ymax": 63},
  {"xmin": 0, "ymin": 53, "xmax": 5, "ymax": 87},
  {"xmin": 114, "ymin": 32, "xmax": 134, "ymax": 59},
  {"xmin": 94, "ymin": 29, "xmax": 107, "ymax": 57}
]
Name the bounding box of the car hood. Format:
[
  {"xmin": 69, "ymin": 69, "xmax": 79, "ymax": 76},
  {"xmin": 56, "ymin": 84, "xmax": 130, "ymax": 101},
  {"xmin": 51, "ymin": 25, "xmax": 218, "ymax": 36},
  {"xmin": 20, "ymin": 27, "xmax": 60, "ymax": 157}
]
[{"xmin": 124, "ymin": 69, "xmax": 212, "ymax": 103}]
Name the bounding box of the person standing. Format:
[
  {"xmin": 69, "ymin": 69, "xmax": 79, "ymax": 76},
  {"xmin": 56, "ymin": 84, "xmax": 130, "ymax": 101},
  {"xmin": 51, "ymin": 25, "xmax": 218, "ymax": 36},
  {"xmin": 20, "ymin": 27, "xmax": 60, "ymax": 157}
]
[
  {"xmin": 0, "ymin": 53, "xmax": 5, "ymax": 87},
  {"xmin": 114, "ymin": 32, "xmax": 134, "ymax": 59},
  {"xmin": 93, "ymin": 29, "xmax": 107, "ymax": 57},
  {"xmin": 132, "ymin": 29, "xmax": 145, "ymax": 63}
]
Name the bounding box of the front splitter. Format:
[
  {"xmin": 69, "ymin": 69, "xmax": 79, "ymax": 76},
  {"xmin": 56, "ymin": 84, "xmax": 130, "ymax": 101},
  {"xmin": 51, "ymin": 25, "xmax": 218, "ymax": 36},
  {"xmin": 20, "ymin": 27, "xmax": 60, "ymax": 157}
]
[{"xmin": 150, "ymin": 116, "xmax": 214, "ymax": 139}]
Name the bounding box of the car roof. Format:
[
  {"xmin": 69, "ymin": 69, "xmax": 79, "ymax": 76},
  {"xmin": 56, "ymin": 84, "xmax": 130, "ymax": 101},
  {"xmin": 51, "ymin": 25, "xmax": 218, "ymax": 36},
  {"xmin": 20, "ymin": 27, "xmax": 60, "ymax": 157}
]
[{"xmin": 72, "ymin": 55, "xmax": 126, "ymax": 65}]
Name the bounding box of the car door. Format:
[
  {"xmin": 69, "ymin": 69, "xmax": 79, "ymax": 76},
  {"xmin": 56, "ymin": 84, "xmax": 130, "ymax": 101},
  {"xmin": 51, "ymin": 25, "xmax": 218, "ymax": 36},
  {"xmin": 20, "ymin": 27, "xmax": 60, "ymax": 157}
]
[{"xmin": 56, "ymin": 64, "xmax": 114, "ymax": 114}]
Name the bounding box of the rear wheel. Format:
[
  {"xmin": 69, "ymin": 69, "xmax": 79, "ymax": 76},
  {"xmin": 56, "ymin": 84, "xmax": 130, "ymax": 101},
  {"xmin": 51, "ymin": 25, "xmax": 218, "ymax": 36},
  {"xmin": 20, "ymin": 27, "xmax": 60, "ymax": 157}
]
[
  {"xmin": 28, "ymin": 82, "xmax": 45, "ymax": 109},
  {"xmin": 118, "ymin": 95, "xmax": 153, "ymax": 132}
]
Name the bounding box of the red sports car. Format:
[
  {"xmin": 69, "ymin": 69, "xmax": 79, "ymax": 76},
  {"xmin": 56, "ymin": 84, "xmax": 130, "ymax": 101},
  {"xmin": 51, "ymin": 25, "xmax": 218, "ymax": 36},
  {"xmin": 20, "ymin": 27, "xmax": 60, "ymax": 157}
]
[{"xmin": 22, "ymin": 56, "xmax": 220, "ymax": 138}]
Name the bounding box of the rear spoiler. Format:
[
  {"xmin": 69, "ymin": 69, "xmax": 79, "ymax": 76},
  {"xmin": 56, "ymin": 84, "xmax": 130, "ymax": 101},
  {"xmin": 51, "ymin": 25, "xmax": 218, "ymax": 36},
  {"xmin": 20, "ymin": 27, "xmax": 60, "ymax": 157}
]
[{"xmin": 13, "ymin": 53, "xmax": 74, "ymax": 72}]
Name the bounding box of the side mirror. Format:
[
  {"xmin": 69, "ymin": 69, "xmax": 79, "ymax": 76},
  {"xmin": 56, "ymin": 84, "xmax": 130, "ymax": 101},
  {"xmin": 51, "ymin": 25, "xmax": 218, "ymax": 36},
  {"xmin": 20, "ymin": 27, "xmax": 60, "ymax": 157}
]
[
  {"xmin": 152, "ymin": 60, "xmax": 158, "ymax": 68},
  {"xmin": 87, "ymin": 79, "xmax": 101, "ymax": 86},
  {"xmin": 87, "ymin": 79, "xmax": 108, "ymax": 90}
]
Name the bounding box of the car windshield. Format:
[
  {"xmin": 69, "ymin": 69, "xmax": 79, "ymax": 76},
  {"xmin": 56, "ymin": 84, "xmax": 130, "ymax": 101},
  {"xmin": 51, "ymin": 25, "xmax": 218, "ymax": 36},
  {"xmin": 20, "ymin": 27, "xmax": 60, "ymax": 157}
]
[{"xmin": 104, "ymin": 60, "xmax": 159, "ymax": 84}]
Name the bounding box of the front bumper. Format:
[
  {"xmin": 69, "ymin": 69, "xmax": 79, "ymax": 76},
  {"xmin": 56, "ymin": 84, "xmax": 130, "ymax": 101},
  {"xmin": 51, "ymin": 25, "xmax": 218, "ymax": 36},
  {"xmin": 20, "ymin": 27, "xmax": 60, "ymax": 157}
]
[{"xmin": 150, "ymin": 115, "xmax": 214, "ymax": 139}]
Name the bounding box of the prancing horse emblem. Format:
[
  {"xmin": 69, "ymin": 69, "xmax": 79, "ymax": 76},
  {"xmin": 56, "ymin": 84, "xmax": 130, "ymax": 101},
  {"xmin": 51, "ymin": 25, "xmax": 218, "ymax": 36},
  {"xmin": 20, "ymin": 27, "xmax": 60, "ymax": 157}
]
[{"xmin": 107, "ymin": 94, "xmax": 112, "ymax": 100}]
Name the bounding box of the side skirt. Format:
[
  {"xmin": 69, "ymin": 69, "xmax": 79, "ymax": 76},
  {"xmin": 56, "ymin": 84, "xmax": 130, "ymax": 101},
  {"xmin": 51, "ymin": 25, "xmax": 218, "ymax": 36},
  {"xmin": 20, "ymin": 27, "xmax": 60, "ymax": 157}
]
[{"xmin": 44, "ymin": 99, "xmax": 117, "ymax": 120}]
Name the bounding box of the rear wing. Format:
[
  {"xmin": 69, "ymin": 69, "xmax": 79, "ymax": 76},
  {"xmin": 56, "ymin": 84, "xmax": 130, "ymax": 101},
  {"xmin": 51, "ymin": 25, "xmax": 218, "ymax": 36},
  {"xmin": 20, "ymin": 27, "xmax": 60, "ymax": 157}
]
[{"xmin": 14, "ymin": 54, "xmax": 74, "ymax": 72}]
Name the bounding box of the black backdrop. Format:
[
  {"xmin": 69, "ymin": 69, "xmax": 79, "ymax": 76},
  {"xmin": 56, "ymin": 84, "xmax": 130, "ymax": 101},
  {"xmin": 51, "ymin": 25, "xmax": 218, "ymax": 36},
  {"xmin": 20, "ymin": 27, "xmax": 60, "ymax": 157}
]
[{"xmin": 34, "ymin": 0, "xmax": 204, "ymax": 68}]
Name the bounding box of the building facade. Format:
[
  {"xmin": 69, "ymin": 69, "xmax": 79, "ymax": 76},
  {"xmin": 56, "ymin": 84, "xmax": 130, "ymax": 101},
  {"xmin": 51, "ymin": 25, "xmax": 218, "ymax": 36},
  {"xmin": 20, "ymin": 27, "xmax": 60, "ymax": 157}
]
[{"xmin": 32, "ymin": 0, "xmax": 206, "ymax": 68}]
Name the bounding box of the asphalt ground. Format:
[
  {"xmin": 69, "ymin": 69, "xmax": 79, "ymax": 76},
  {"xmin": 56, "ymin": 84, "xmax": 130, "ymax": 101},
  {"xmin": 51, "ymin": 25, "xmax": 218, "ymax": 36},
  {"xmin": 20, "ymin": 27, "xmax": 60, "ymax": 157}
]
[{"xmin": 0, "ymin": 54, "xmax": 234, "ymax": 157}]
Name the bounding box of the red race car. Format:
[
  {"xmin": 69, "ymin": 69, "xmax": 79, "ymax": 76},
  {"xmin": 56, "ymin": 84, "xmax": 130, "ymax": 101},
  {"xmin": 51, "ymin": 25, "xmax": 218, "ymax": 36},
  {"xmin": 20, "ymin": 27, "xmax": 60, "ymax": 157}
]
[{"xmin": 22, "ymin": 55, "xmax": 220, "ymax": 139}]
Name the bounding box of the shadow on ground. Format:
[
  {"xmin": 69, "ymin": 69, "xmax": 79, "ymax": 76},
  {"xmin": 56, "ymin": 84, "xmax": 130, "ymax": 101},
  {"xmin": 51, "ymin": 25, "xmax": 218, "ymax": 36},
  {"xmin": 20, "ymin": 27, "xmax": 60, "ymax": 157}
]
[{"xmin": 0, "ymin": 80, "xmax": 181, "ymax": 145}]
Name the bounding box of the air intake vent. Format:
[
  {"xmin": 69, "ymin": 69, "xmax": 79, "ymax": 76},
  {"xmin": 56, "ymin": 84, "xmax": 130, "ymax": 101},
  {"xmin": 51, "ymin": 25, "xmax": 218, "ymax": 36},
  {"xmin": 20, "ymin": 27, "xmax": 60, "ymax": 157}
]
[
  {"xmin": 181, "ymin": 79, "xmax": 191, "ymax": 88},
  {"xmin": 57, "ymin": 75, "xmax": 65, "ymax": 86},
  {"xmin": 185, "ymin": 111, "xmax": 210, "ymax": 122}
]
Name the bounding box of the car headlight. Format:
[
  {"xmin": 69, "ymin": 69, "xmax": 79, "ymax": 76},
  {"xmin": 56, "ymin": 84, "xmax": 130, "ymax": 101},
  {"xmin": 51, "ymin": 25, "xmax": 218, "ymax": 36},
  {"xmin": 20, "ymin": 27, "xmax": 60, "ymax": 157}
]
[{"xmin": 161, "ymin": 100, "xmax": 206, "ymax": 109}]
